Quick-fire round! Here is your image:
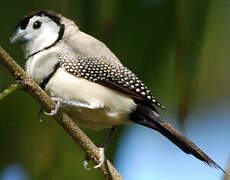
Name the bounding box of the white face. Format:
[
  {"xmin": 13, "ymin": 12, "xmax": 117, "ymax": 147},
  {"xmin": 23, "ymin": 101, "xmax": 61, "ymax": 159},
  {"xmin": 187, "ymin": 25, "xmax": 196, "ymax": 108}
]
[{"xmin": 11, "ymin": 15, "xmax": 61, "ymax": 58}]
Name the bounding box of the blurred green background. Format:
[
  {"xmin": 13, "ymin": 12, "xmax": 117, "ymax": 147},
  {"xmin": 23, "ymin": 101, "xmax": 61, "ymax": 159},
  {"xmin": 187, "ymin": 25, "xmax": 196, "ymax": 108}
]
[{"xmin": 0, "ymin": 0, "xmax": 230, "ymax": 179}]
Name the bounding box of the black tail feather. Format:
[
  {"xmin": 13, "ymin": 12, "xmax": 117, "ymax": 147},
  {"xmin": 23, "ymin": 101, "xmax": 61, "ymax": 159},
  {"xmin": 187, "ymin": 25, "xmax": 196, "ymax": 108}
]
[{"xmin": 130, "ymin": 102, "xmax": 225, "ymax": 174}]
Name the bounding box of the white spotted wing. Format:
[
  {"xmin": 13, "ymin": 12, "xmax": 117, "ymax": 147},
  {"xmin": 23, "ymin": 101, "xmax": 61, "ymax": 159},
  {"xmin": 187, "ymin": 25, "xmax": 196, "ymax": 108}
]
[{"xmin": 58, "ymin": 54, "xmax": 166, "ymax": 110}]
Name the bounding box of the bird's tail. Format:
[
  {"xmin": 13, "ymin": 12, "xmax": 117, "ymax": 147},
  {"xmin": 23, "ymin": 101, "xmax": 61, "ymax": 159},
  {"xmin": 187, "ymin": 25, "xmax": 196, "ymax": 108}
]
[{"xmin": 130, "ymin": 102, "xmax": 225, "ymax": 173}]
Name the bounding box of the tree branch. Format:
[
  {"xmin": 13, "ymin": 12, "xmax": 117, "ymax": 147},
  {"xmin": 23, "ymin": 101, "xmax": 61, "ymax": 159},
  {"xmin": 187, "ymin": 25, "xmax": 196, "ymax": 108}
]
[
  {"xmin": 0, "ymin": 83, "xmax": 24, "ymax": 101},
  {"xmin": 0, "ymin": 45, "xmax": 123, "ymax": 180}
]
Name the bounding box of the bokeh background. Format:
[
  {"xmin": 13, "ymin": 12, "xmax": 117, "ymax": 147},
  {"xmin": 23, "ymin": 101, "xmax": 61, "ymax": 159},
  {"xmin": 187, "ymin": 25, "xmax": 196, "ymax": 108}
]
[{"xmin": 0, "ymin": 0, "xmax": 230, "ymax": 179}]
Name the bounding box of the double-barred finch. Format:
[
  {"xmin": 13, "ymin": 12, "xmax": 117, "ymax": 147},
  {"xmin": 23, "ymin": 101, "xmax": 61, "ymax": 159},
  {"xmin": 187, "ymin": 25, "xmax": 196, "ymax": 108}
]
[{"xmin": 10, "ymin": 10, "xmax": 225, "ymax": 172}]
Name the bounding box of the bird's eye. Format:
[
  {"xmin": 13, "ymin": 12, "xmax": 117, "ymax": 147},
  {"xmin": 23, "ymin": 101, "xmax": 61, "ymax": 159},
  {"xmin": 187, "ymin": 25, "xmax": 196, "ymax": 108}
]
[{"xmin": 33, "ymin": 21, "xmax": 41, "ymax": 29}]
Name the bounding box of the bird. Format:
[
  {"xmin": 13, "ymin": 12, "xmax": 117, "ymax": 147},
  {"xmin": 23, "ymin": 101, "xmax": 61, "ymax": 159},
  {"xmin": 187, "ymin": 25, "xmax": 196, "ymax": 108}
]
[{"xmin": 10, "ymin": 10, "xmax": 224, "ymax": 172}]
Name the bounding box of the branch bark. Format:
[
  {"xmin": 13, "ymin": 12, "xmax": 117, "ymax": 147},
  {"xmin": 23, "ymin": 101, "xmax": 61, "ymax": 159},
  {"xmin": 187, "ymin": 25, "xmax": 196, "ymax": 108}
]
[
  {"xmin": 0, "ymin": 45, "xmax": 123, "ymax": 180},
  {"xmin": 0, "ymin": 83, "xmax": 24, "ymax": 100},
  {"xmin": 224, "ymin": 158, "xmax": 230, "ymax": 180}
]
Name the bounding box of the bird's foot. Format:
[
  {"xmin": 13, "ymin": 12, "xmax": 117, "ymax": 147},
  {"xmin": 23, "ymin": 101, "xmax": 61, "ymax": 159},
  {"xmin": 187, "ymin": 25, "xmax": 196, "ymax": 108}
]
[
  {"xmin": 94, "ymin": 147, "xmax": 105, "ymax": 168},
  {"xmin": 37, "ymin": 107, "xmax": 44, "ymax": 122},
  {"xmin": 83, "ymin": 147, "xmax": 105, "ymax": 169},
  {"xmin": 44, "ymin": 98, "xmax": 63, "ymax": 116}
]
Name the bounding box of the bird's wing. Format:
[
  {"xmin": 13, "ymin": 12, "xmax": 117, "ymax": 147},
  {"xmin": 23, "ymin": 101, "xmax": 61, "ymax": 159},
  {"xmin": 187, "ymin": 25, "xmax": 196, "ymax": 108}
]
[
  {"xmin": 60, "ymin": 21, "xmax": 121, "ymax": 64},
  {"xmin": 58, "ymin": 53, "xmax": 166, "ymax": 110}
]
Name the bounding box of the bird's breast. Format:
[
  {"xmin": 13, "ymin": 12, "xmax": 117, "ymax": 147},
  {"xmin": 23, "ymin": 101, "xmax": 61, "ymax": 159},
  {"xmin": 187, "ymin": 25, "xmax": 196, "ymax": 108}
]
[
  {"xmin": 25, "ymin": 49, "xmax": 59, "ymax": 84},
  {"xmin": 45, "ymin": 68, "xmax": 136, "ymax": 130}
]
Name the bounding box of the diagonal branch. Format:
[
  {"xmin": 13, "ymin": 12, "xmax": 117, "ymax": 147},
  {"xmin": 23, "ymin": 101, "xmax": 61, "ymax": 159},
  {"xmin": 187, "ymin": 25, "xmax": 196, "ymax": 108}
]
[
  {"xmin": 0, "ymin": 83, "xmax": 24, "ymax": 100},
  {"xmin": 0, "ymin": 45, "xmax": 123, "ymax": 180}
]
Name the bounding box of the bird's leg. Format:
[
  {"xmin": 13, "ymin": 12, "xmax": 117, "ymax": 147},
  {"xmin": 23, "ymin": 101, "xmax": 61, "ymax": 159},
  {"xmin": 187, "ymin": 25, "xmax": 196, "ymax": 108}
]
[
  {"xmin": 37, "ymin": 107, "xmax": 44, "ymax": 122},
  {"xmin": 44, "ymin": 97, "xmax": 104, "ymax": 116},
  {"xmin": 37, "ymin": 97, "xmax": 62, "ymax": 120},
  {"xmin": 83, "ymin": 126, "xmax": 117, "ymax": 169}
]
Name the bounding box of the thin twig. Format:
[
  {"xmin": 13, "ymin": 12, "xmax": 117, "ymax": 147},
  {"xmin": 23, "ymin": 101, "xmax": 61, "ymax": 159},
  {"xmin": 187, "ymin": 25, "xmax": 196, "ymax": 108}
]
[
  {"xmin": 0, "ymin": 45, "xmax": 123, "ymax": 180},
  {"xmin": 0, "ymin": 83, "xmax": 24, "ymax": 101}
]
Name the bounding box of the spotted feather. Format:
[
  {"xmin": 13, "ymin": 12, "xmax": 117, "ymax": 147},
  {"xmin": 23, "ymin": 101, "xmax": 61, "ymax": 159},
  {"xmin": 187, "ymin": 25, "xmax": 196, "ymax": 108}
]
[{"xmin": 58, "ymin": 54, "xmax": 166, "ymax": 110}]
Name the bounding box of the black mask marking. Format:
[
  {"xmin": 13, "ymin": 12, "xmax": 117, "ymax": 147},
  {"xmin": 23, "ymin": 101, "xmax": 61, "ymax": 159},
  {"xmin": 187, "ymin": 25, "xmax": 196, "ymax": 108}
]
[{"xmin": 15, "ymin": 10, "xmax": 62, "ymax": 30}]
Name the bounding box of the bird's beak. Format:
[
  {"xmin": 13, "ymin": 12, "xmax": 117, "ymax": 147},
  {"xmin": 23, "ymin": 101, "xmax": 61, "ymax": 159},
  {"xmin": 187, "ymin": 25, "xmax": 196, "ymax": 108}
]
[{"xmin": 10, "ymin": 27, "xmax": 28, "ymax": 43}]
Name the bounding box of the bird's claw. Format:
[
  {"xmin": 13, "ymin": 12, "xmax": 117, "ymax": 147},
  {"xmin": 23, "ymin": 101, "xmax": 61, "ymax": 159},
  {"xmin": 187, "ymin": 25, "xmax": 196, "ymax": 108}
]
[
  {"xmin": 83, "ymin": 147, "xmax": 105, "ymax": 170},
  {"xmin": 44, "ymin": 109, "xmax": 58, "ymax": 116},
  {"xmin": 37, "ymin": 108, "xmax": 44, "ymax": 122},
  {"xmin": 94, "ymin": 147, "xmax": 105, "ymax": 168},
  {"xmin": 44, "ymin": 99, "xmax": 62, "ymax": 116}
]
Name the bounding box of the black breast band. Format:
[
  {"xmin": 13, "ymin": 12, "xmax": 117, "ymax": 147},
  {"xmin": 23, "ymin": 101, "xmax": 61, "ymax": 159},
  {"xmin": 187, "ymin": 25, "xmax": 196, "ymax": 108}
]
[{"xmin": 40, "ymin": 63, "xmax": 59, "ymax": 90}]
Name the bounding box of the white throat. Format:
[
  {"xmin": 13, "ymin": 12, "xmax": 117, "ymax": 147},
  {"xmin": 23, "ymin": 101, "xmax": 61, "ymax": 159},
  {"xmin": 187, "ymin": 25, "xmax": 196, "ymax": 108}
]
[{"xmin": 23, "ymin": 16, "xmax": 60, "ymax": 58}]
